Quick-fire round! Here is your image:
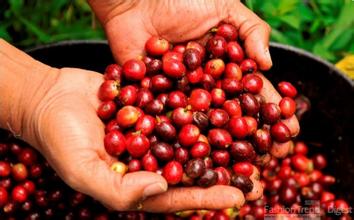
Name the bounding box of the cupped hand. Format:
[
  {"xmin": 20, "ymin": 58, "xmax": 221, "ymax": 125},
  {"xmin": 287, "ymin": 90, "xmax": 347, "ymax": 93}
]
[{"xmin": 89, "ymin": 0, "xmax": 272, "ymax": 69}]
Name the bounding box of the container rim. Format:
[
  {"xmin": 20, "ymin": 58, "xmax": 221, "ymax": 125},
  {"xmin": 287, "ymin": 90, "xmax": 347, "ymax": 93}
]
[{"xmin": 25, "ymin": 40, "xmax": 353, "ymax": 87}]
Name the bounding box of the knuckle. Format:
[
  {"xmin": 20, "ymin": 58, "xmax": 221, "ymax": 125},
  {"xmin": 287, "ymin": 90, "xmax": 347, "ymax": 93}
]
[{"xmin": 263, "ymin": 22, "xmax": 272, "ymax": 33}]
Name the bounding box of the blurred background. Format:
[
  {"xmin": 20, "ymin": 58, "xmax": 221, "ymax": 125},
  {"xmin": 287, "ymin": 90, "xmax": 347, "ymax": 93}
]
[{"xmin": 0, "ymin": 0, "xmax": 353, "ymax": 77}]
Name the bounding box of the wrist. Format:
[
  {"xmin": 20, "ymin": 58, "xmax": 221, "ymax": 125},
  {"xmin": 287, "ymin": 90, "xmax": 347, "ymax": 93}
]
[{"xmin": 0, "ymin": 39, "xmax": 59, "ymax": 147}]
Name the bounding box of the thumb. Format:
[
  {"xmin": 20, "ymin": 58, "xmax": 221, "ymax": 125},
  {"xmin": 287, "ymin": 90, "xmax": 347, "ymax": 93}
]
[
  {"xmin": 77, "ymin": 156, "xmax": 167, "ymax": 211},
  {"xmin": 226, "ymin": 2, "xmax": 272, "ymax": 70}
]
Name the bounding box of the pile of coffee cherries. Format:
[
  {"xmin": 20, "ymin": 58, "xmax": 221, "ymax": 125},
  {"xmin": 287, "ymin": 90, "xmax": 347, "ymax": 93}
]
[
  {"xmin": 0, "ymin": 128, "xmax": 350, "ymax": 219},
  {"xmin": 0, "ymin": 130, "xmax": 157, "ymax": 219},
  {"xmin": 98, "ymin": 23, "xmax": 298, "ymax": 193},
  {"xmin": 169, "ymin": 141, "xmax": 351, "ymax": 220}
]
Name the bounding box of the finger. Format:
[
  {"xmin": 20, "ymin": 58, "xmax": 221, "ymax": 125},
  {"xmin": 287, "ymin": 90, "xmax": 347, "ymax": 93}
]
[
  {"xmin": 256, "ymin": 73, "xmax": 300, "ymax": 137},
  {"xmin": 142, "ymin": 185, "xmax": 245, "ymax": 212},
  {"xmin": 104, "ymin": 13, "xmax": 151, "ymax": 64},
  {"xmin": 225, "ymin": 2, "xmax": 272, "ymax": 70},
  {"xmin": 270, "ymin": 141, "xmax": 293, "ymax": 158},
  {"xmin": 245, "ymin": 165, "xmax": 263, "ymax": 201}
]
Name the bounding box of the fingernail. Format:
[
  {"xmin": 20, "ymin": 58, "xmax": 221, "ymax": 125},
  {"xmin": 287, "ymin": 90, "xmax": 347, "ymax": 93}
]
[
  {"xmin": 143, "ymin": 182, "xmax": 167, "ymax": 198},
  {"xmin": 264, "ymin": 48, "xmax": 273, "ymax": 66}
]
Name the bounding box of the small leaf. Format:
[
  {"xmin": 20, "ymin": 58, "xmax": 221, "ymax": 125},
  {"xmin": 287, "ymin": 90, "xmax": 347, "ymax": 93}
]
[
  {"xmin": 271, "ymin": 29, "xmax": 293, "ymax": 44},
  {"xmin": 279, "ymin": 14, "xmax": 301, "ymax": 30}
]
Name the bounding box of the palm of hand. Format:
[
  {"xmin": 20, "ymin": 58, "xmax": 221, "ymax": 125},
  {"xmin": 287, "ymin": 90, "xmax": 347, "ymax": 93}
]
[{"xmin": 104, "ymin": 0, "xmax": 223, "ymax": 62}]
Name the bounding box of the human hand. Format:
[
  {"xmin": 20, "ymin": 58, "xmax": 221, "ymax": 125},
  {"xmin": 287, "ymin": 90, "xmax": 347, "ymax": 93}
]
[{"xmin": 89, "ymin": 0, "xmax": 272, "ymax": 69}]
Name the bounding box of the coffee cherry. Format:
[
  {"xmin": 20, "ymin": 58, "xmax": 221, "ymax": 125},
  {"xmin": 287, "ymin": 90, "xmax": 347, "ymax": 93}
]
[
  {"xmin": 162, "ymin": 161, "xmax": 183, "ymax": 185},
  {"xmin": 151, "ymin": 74, "xmax": 173, "ymax": 92},
  {"xmin": 174, "ymin": 148, "xmax": 189, "ymax": 164},
  {"xmin": 118, "ymin": 85, "xmax": 138, "ymax": 106},
  {"xmin": 104, "ymin": 64, "xmax": 122, "ymax": 81},
  {"xmin": 239, "ymin": 93, "xmax": 260, "ymax": 116},
  {"xmin": 277, "ymin": 82, "xmax": 297, "ymax": 98},
  {"xmin": 280, "ymin": 186, "xmax": 297, "ymax": 206},
  {"xmin": 167, "ymin": 91, "xmax": 187, "ymax": 109},
  {"xmin": 186, "ymin": 41, "xmax": 206, "ymax": 59},
  {"xmin": 185, "ymin": 158, "xmax": 206, "ymax": 179},
  {"xmin": 291, "ymin": 154, "xmax": 313, "ymax": 172},
  {"xmin": 293, "ymin": 141, "xmax": 308, "ymax": 155},
  {"xmin": 186, "ymin": 67, "xmax": 203, "ymax": 84},
  {"xmin": 135, "ymin": 115, "xmax": 156, "ymax": 136},
  {"xmin": 260, "ymin": 103, "xmax": 281, "ymax": 124},
  {"xmin": 242, "ymin": 74, "xmax": 263, "ymax": 94},
  {"xmin": 183, "ymin": 48, "xmax": 202, "ymax": 70},
  {"xmin": 0, "ymin": 161, "xmax": 11, "ymax": 177},
  {"xmin": 207, "ymin": 36, "xmax": 227, "ymax": 58},
  {"xmin": 230, "ymin": 141, "xmax": 256, "ymax": 161},
  {"xmin": 18, "ymin": 148, "xmax": 38, "ymax": 166},
  {"xmin": 224, "ymin": 62, "xmax": 242, "ymax": 80},
  {"xmin": 244, "ymin": 116, "xmax": 258, "ymax": 135},
  {"xmin": 216, "ymin": 23, "xmax": 237, "ymax": 41},
  {"xmin": 192, "ymin": 111, "xmax": 209, "ymax": 130},
  {"xmin": 144, "ymin": 99, "xmax": 164, "ymax": 115},
  {"xmin": 22, "ymin": 180, "xmax": 35, "ymax": 195},
  {"xmin": 145, "ymin": 36, "xmax": 170, "ymax": 56},
  {"xmin": 126, "ymin": 133, "xmax": 150, "ymax": 158},
  {"xmin": 142, "ymin": 153, "xmax": 158, "ymax": 172},
  {"xmin": 211, "ymin": 150, "xmax": 230, "ymax": 167},
  {"xmin": 110, "ymin": 161, "xmax": 128, "ymax": 175},
  {"xmin": 197, "ymin": 169, "xmax": 217, "ymax": 187},
  {"xmin": 128, "ymin": 159, "xmax": 142, "ymax": 172},
  {"xmin": 104, "ymin": 131, "xmax": 126, "ymax": 156},
  {"xmin": 253, "ymin": 129, "xmax": 272, "ymax": 153},
  {"xmin": 155, "ymin": 122, "xmax": 176, "ymax": 142},
  {"xmin": 190, "ymin": 142, "xmax": 211, "ymax": 158},
  {"xmin": 151, "ymin": 142, "xmax": 174, "ymax": 161},
  {"xmin": 204, "ymin": 59, "xmax": 225, "ymax": 79},
  {"xmin": 231, "ymin": 174, "xmax": 253, "ymax": 193},
  {"xmin": 178, "ymin": 124, "xmax": 200, "ymax": 147},
  {"xmin": 171, "ymin": 107, "xmax": 193, "ymax": 127},
  {"xmin": 189, "ymin": 89, "xmax": 212, "ymax": 111},
  {"xmin": 0, "ymin": 187, "xmax": 8, "ymax": 207},
  {"xmin": 223, "ymin": 99, "xmax": 242, "ymax": 117},
  {"xmin": 145, "ymin": 59, "xmax": 162, "ymax": 75},
  {"xmin": 270, "ymin": 122, "xmax": 291, "ymax": 142},
  {"xmin": 163, "ymin": 60, "xmax": 186, "ymax": 78},
  {"xmin": 240, "ymin": 59, "xmax": 257, "ymax": 74},
  {"xmin": 12, "ymin": 163, "xmax": 28, "ymax": 181},
  {"xmin": 123, "ymin": 59, "xmax": 146, "ymax": 81},
  {"xmin": 227, "ymin": 41, "xmax": 244, "ymax": 63},
  {"xmin": 214, "ymin": 167, "xmax": 231, "ymax": 185},
  {"xmin": 97, "ymin": 101, "xmax": 116, "ymax": 120},
  {"xmin": 12, "ymin": 185, "xmax": 28, "ymax": 203},
  {"xmin": 116, "ymin": 105, "xmax": 142, "ymax": 128},
  {"xmin": 312, "ymin": 154, "xmax": 327, "ymax": 170},
  {"xmin": 232, "ymin": 162, "xmax": 253, "ymax": 177},
  {"xmin": 222, "ymin": 78, "xmax": 243, "ymax": 94},
  {"xmin": 105, "ymin": 120, "xmax": 120, "ymax": 134},
  {"xmin": 208, "ymin": 129, "xmax": 232, "ymax": 148},
  {"xmin": 211, "ymin": 88, "xmax": 226, "ymax": 107},
  {"xmin": 209, "ymin": 109, "xmax": 229, "ymax": 127},
  {"xmin": 98, "ymin": 80, "xmax": 119, "ymax": 101},
  {"xmin": 279, "ymin": 97, "xmax": 296, "ymax": 118},
  {"xmin": 229, "ymin": 116, "xmax": 249, "ymax": 139},
  {"xmin": 173, "ymin": 44, "xmax": 186, "ymax": 53}
]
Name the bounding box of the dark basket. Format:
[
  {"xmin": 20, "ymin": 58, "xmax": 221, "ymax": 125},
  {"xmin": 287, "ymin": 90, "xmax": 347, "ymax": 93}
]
[{"xmin": 26, "ymin": 40, "xmax": 354, "ymax": 205}]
